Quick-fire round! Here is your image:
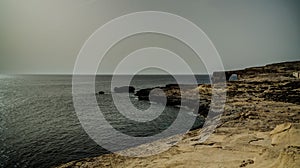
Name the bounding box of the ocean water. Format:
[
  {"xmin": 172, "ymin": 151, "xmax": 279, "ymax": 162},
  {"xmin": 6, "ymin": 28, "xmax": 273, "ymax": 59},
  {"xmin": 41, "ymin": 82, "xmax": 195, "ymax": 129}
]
[{"xmin": 0, "ymin": 75, "xmax": 210, "ymax": 168}]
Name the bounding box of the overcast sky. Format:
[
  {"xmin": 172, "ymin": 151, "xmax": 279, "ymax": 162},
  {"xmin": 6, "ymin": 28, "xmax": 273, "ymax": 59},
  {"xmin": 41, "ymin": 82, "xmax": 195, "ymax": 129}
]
[{"xmin": 0, "ymin": 0, "xmax": 299, "ymax": 74}]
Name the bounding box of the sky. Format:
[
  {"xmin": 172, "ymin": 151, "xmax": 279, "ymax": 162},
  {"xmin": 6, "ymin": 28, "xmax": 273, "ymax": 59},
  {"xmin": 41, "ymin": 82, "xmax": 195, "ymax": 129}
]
[{"xmin": 0, "ymin": 0, "xmax": 299, "ymax": 74}]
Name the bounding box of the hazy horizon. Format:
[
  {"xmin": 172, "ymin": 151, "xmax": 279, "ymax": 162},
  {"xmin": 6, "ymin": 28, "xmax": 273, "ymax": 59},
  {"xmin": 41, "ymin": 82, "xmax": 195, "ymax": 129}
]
[
  {"xmin": 2, "ymin": 59, "xmax": 299, "ymax": 75},
  {"xmin": 1, "ymin": 0, "xmax": 299, "ymax": 74}
]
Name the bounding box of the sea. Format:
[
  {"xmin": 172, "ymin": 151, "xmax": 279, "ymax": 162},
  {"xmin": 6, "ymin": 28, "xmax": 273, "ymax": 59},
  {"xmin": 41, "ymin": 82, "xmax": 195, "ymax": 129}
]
[{"xmin": 0, "ymin": 75, "xmax": 210, "ymax": 168}]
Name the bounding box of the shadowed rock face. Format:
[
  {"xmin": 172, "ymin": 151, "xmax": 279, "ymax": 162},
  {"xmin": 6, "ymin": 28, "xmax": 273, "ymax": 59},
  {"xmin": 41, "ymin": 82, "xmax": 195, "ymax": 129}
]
[
  {"xmin": 135, "ymin": 88, "xmax": 155, "ymax": 101},
  {"xmin": 135, "ymin": 84, "xmax": 212, "ymax": 117}
]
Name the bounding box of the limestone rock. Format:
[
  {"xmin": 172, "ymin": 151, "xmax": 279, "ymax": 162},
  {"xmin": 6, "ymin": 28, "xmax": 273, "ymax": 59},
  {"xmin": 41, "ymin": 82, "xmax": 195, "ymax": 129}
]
[{"xmin": 270, "ymin": 123, "xmax": 300, "ymax": 147}]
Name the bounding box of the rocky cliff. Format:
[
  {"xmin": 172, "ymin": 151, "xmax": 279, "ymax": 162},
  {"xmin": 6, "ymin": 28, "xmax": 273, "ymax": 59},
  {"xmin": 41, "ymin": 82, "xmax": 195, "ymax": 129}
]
[{"xmin": 57, "ymin": 61, "xmax": 300, "ymax": 168}]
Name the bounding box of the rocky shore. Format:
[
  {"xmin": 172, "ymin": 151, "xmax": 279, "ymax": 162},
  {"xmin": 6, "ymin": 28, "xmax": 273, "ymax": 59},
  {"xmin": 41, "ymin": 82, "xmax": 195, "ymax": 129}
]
[{"xmin": 57, "ymin": 61, "xmax": 300, "ymax": 168}]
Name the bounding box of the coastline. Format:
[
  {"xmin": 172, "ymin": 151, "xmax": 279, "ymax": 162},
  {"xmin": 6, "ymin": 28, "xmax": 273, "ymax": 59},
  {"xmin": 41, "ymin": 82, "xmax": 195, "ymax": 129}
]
[{"xmin": 57, "ymin": 61, "xmax": 300, "ymax": 168}]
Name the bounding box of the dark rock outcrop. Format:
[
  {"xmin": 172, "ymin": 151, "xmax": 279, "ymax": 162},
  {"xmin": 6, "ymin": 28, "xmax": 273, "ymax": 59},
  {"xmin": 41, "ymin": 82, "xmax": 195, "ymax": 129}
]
[
  {"xmin": 135, "ymin": 84, "xmax": 212, "ymax": 117},
  {"xmin": 135, "ymin": 87, "xmax": 156, "ymax": 100},
  {"xmin": 114, "ymin": 86, "xmax": 135, "ymax": 93},
  {"xmin": 98, "ymin": 91, "xmax": 105, "ymax": 94}
]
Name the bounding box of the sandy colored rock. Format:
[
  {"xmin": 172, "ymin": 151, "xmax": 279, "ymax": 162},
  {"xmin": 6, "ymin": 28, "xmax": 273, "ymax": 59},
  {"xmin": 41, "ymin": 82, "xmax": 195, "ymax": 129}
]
[{"xmin": 270, "ymin": 123, "xmax": 300, "ymax": 147}]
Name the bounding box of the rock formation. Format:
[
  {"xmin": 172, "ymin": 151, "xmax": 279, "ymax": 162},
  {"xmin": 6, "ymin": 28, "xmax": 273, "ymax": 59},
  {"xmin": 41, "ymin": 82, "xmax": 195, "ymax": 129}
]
[
  {"xmin": 114, "ymin": 86, "xmax": 135, "ymax": 93},
  {"xmin": 57, "ymin": 61, "xmax": 300, "ymax": 168}
]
